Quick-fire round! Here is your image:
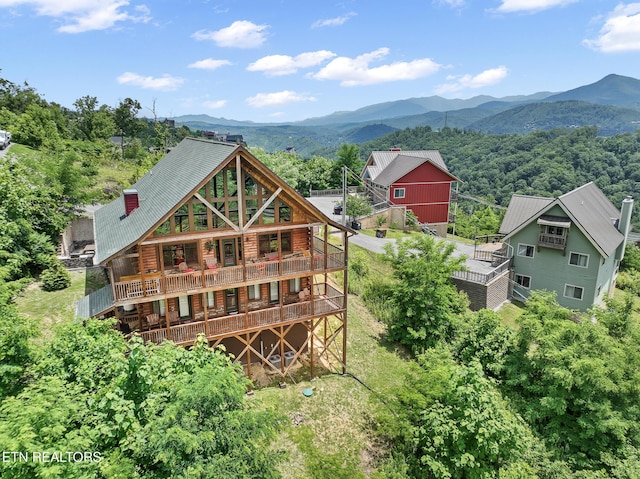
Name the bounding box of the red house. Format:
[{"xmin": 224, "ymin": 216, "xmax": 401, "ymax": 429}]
[{"xmin": 362, "ymin": 150, "xmax": 460, "ymax": 231}]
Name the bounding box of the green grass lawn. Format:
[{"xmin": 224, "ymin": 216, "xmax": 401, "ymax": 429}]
[{"xmin": 14, "ymin": 268, "xmax": 108, "ymax": 343}]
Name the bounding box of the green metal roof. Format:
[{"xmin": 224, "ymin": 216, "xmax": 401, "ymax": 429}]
[
  {"xmin": 94, "ymin": 138, "xmax": 239, "ymax": 264},
  {"xmin": 75, "ymin": 284, "xmax": 115, "ymax": 319}
]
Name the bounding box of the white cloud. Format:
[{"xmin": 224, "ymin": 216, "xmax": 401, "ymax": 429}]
[
  {"xmin": 435, "ymin": 66, "xmax": 509, "ymax": 94},
  {"xmin": 0, "ymin": 0, "xmax": 151, "ymax": 33},
  {"xmin": 583, "ymin": 3, "xmax": 640, "ymax": 52},
  {"xmin": 495, "ymin": 0, "xmax": 578, "ymax": 13},
  {"xmin": 188, "ymin": 58, "xmax": 232, "ymax": 70},
  {"xmin": 247, "ymin": 50, "xmax": 336, "ymax": 76},
  {"xmin": 311, "ymin": 12, "xmax": 356, "ymax": 28},
  {"xmin": 202, "ymin": 100, "xmax": 227, "ymax": 109},
  {"xmin": 192, "ymin": 20, "xmax": 268, "ymax": 48},
  {"xmin": 436, "ymin": 0, "xmax": 466, "ymax": 7},
  {"xmin": 116, "ymin": 72, "xmax": 184, "ymax": 91},
  {"xmin": 246, "ymin": 90, "xmax": 317, "ymax": 108},
  {"xmin": 310, "ymin": 48, "xmax": 441, "ymax": 86}
]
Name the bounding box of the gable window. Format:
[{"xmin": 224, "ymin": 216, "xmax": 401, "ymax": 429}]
[
  {"xmin": 564, "ymin": 284, "xmax": 584, "ymax": 300},
  {"xmin": 393, "ymin": 188, "xmax": 405, "ymax": 199},
  {"xmin": 514, "ymin": 274, "xmax": 531, "ymax": 289},
  {"xmin": 517, "ymin": 244, "xmax": 535, "ymax": 258},
  {"xmin": 569, "ymin": 252, "xmax": 589, "ymax": 268}
]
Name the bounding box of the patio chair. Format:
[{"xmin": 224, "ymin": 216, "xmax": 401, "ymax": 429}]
[
  {"xmin": 205, "ymin": 257, "xmax": 218, "ymax": 269},
  {"xmin": 178, "ymin": 261, "xmax": 189, "ymax": 272},
  {"xmin": 167, "ymin": 310, "xmax": 179, "ymax": 323},
  {"xmin": 146, "ymin": 313, "xmax": 160, "ymax": 328}
]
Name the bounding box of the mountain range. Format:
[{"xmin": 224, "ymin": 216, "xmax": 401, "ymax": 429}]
[{"xmin": 173, "ymin": 74, "xmax": 640, "ymax": 157}]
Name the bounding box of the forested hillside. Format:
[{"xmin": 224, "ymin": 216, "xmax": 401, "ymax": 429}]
[{"xmin": 361, "ymin": 125, "xmax": 640, "ymax": 227}]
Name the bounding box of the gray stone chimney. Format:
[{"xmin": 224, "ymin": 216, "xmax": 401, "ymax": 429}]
[{"xmin": 615, "ymin": 196, "xmax": 634, "ymax": 261}]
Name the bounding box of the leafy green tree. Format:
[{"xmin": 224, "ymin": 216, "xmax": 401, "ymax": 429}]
[
  {"xmin": 395, "ymin": 348, "xmax": 535, "ymax": 478},
  {"xmin": 251, "ymin": 147, "xmax": 303, "ymax": 189},
  {"xmin": 0, "ymin": 303, "xmax": 35, "ymax": 398},
  {"xmin": 114, "ymin": 97, "xmax": 143, "ymax": 138},
  {"xmin": 451, "ymin": 309, "xmax": 515, "ymax": 379},
  {"xmin": 504, "ymin": 292, "xmax": 640, "ymax": 468},
  {"xmin": 334, "ymin": 143, "xmax": 364, "ymax": 186},
  {"xmin": 73, "ymin": 95, "xmax": 116, "ymax": 141},
  {"xmin": 8, "ymin": 320, "xmax": 286, "ymax": 478},
  {"xmin": 0, "ymin": 76, "xmax": 45, "ymax": 114},
  {"xmin": 383, "ymin": 235, "xmax": 468, "ymax": 352},
  {"xmin": 299, "ymin": 155, "xmax": 337, "ymax": 195},
  {"xmin": 345, "ymin": 194, "xmax": 373, "ymax": 222},
  {"xmin": 13, "ymin": 103, "xmax": 61, "ymax": 148},
  {"xmin": 621, "ymin": 243, "xmax": 640, "ymax": 273}
]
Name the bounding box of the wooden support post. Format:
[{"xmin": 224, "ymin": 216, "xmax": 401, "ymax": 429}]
[{"xmin": 342, "ymin": 230, "xmax": 348, "ymax": 374}]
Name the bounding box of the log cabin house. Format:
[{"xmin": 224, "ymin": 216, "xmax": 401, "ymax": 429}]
[{"xmin": 76, "ymin": 138, "xmax": 351, "ymax": 382}]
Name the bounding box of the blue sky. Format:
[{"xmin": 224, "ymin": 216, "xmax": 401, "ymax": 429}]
[{"xmin": 2, "ymin": 0, "xmax": 640, "ymax": 123}]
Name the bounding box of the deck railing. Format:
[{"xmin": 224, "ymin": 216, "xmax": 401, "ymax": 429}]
[
  {"xmin": 138, "ymin": 287, "xmax": 345, "ymax": 346},
  {"xmin": 451, "ymin": 259, "xmax": 511, "ymax": 285},
  {"xmin": 113, "ymin": 243, "xmax": 345, "ymax": 303}
]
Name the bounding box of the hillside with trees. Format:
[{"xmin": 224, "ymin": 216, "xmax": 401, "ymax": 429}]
[
  {"xmin": 361, "ymin": 125, "xmax": 640, "ymax": 227},
  {"xmin": 3, "ymin": 72, "xmax": 640, "ymax": 478}
]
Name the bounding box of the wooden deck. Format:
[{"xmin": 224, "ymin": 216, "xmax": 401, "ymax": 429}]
[
  {"xmin": 138, "ymin": 285, "xmax": 345, "ymax": 346},
  {"xmin": 114, "ymin": 249, "xmax": 345, "ymax": 303}
]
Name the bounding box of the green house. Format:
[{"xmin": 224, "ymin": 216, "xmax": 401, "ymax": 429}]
[{"xmin": 500, "ymin": 182, "xmax": 633, "ymax": 311}]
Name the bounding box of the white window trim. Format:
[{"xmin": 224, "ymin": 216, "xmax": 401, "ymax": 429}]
[
  {"xmin": 568, "ymin": 251, "xmax": 589, "ymax": 268},
  {"xmin": 393, "ymin": 188, "xmax": 405, "ymax": 199},
  {"xmin": 517, "ymin": 243, "xmax": 535, "ymax": 258},
  {"xmin": 564, "ymin": 284, "xmax": 584, "ymax": 301},
  {"xmin": 514, "ymin": 274, "xmax": 531, "ymax": 289}
]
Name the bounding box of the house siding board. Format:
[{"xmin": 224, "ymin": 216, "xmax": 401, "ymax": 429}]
[
  {"xmin": 404, "ymin": 204, "xmax": 450, "ymax": 224},
  {"xmin": 509, "ymin": 215, "xmax": 601, "ymax": 311},
  {"xmin": 395, "ymin": 161, "xmax": 456, "ymax": 184}
]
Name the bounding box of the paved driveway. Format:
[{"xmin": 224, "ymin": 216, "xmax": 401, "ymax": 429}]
[{"xmin": 307, "ymin": 195, "xmax": 498, "ymax": 274}]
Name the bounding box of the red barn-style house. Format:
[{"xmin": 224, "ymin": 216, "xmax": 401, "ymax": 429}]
[
  {"xmin": 362, "ymin": 149, "xmax": 460, "ymax": 234},
  {"xmin": 76, "ymin": 138, "xmax": 351, "ymax": 384}
]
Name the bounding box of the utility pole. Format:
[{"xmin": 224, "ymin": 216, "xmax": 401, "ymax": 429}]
[{"xmin": 341, "ymin": 165, "xmax": 347, "ymax": 226}]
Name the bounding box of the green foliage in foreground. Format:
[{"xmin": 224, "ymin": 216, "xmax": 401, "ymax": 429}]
[
  {"xmin": 0, "ymin": 319, "xmax": 285, "ymax": 479},
  {"xmin": 395, "ymin": 348, "xmax": 536, "ymax": 479},
  {"xmin": 381, "ymin": 235, "xmax": 468, "ymax": 352}
]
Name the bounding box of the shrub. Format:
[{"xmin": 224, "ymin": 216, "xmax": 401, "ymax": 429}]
[{"xmin": 40, "ymin": 260, "xmax": 71, "ymax": 291}]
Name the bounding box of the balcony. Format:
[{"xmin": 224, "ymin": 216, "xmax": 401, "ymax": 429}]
[
  {"xmin": 538, "ymin": 233, "xmax": 567, "ymax": 251},
  {"xmin": 113, "ymin": 241, "xmax": 345, "ymax": 304},
  {"xmin": 138, "ymin": 283, "xmax": 345, "ymax": 345}
]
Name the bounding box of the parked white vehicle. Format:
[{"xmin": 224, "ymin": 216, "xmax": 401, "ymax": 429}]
[{"xmin": 0, "ymin": 131, "xmax": 7, "ymax": 150}]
